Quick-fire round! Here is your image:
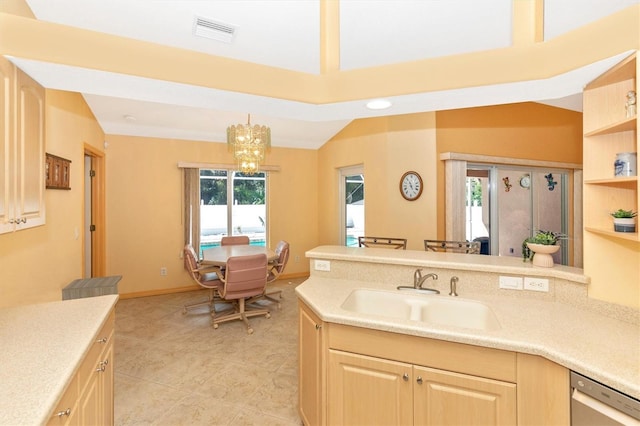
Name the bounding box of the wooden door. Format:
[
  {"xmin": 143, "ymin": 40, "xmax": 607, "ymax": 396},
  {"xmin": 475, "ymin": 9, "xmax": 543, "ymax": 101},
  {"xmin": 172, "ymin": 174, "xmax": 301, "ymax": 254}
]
[
  {"xmin": 328, "ymin": 349, "xmax": 412, "ymax": 426},
  {"xmin": 299, "ymin": 302, "xmax": 325, "ymax": 425},
  {"xmin": 414, "ymin": 366, "xmax": 516, "ymax": 426}
]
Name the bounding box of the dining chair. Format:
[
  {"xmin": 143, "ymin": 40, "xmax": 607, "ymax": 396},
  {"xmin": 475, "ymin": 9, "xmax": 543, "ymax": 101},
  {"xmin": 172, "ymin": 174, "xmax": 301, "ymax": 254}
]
[
  {"xmin": 220, "ymin": 235, "xmax": 250, "ymax": 246},
  {"xmin": 358, "ymin": 236, "xmax": 407, "ymax": 250},
  {"xmin": 211, "ymin": 253, "xmax": 271, "ymax": 334},
  {"xmin": 424, "ymin": 239, "xmax": 481, "ymax": 254},
  {"xmin": 251, "ymin": 240, "xmax": 290, "ymax": 309},
  {"xmin": 182, "ymin": 244, "xmax": 224, "ymax": 314}
]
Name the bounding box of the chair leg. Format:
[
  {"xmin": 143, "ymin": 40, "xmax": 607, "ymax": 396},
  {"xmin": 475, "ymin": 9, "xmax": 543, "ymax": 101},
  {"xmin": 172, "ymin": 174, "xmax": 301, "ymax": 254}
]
[{"xmin": 211, "ymin": 298, "xmax": 270, "ymax": 333}]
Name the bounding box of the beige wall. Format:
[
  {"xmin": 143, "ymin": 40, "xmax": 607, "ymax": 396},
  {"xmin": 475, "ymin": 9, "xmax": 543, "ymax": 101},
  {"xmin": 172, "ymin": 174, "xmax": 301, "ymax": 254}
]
[
  {"xmin": 104, "ymin": 135, "xmax": 318, "ymax": 296},
  {"xmin": 317, "ymin": 113, "xmax": 437, "ymax": 251},
  {"xmin": 435, "ymin": 102, "xmax": 583, "ymax": 239},
  {"xmin": 0, "ymin": 90, "xmax": 105, "ymax": 307}
]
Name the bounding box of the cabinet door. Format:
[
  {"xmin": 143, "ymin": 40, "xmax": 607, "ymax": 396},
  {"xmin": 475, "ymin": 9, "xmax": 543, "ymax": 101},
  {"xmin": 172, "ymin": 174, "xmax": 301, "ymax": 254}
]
[
  {"xmin": 328, "ymin": 350, "xmax": 412, "ymax": 426},
  {"xmin": 0, "ymin": 56, "xmax": 14, "ymax": 234},
  {"xmin": 101, "ymin": 341, "xmax": 114, "ymax": 426},
  {"xmin": 414, "ymin": 366, "xmax": 516, "ymax": 426},
  {"xmin": 299, "ymin": 302, "xmax": 324, "ymax": 426},
  {"xmin": 15, "ymin": 67, "xmax": 45, "ymax": 230},
  {"xmin": 79, "ymin": 369, "xmax": 101, "ymax": 426}
]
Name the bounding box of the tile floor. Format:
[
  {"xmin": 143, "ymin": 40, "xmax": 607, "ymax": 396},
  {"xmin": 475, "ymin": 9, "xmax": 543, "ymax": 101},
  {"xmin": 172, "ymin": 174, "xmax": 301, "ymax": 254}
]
[{"xmin": 114, "ymin": 278, "xmax": 306, "ymax": 425}]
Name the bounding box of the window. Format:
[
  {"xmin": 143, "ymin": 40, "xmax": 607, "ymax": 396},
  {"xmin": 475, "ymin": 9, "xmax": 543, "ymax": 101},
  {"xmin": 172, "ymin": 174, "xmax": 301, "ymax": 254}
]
[
  {"xmin": 340, "ymin": 166, "xmax": 364, "ymax": 247},
  {"xmin": 200, "ymin": 170, "xmax": 267, "ymax": 251}
]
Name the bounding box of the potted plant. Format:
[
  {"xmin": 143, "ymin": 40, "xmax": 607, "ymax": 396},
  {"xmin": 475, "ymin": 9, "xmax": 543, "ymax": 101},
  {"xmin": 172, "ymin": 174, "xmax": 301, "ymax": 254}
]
[
  {"xmin": 610, "ymin": 209, "xmax": 637, "ymax": 233},
  {"xmin": 522, "ymin": 230, "xmax": 566, "ymax": 267}
]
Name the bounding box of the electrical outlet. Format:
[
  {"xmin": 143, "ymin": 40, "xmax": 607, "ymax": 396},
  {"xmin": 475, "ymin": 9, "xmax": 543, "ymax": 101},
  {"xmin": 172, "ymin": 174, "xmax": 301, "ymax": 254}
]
[
  {"xmin": 524, "ymin": 277, "xmax": 549, "ymax": 292},
  {"xmin": 314, "ymin": 260, "xmax": 331, "ymax": 271},
  {"xmin": 499, "ymin": 276, "xmax": 522, "ymax": 290},
  {"xmin": 160, "ymin": 267, "xmax": 167, "ymax": 276},
  {"xmin": 294, "ymin": 255, "xmax": 300, "ymax": 263}
]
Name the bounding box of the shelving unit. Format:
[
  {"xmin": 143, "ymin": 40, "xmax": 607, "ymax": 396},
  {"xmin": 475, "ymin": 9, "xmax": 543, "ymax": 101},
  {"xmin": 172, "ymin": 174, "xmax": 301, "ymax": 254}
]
[{"xmin": 583, "ymin": 52, "xmax": 639, "ymax": 306}]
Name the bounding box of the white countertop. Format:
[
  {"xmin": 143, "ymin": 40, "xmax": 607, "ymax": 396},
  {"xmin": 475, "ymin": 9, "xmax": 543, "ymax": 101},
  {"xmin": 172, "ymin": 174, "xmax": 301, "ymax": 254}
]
[
  {"xmin": 0, "ymin": 295, "xmax": 119, "ymax": 425},
  {"xmin": 296, "ymin": 276, "xmax": 640, "ymax": 400}
]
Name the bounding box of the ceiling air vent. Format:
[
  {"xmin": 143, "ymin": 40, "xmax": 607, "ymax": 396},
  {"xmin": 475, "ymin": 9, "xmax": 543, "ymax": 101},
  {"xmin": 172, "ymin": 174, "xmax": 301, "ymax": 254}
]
[{"xmin": 193, "ymin": 16, "xmax": 237, "ymax": 43}]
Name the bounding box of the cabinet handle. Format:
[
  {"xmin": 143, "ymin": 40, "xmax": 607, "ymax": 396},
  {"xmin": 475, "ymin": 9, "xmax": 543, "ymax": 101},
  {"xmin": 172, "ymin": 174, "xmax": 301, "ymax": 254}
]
[
  {"xmin": 96, "ymin": 359, "xmax": 109, "ymax": 372},
  {"xmin": 96, "ymin": 337, "xmax": 108, "ymax": 344},
  {"xmin": 56, "ymin": 408, "xmax": 71, "ymax": 417},
  {"xmin": 403, "ymin": 373, "xmax": 409, "ymax": 382},
  {"xmin": 416, "ymin": 376, "xmax": 423, "ymax": 385},
  {"xmin": 315, "ymin": 324, "xmax": 321, "ymax": 330}
]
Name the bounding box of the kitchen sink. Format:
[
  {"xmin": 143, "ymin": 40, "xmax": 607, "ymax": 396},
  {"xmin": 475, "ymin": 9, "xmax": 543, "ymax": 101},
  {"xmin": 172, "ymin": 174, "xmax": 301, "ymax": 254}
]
[{"xmin": 340, "ymin": 288, "xmax": 501, "ymax": 331}]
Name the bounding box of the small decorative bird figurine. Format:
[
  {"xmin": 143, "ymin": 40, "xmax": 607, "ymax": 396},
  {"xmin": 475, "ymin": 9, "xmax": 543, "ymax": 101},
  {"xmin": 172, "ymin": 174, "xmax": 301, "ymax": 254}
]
[
  {"xmin": 503, "ymin": 177, "xmax": 512, "ymax": 192},
  {"xmin": 545, "ymin": 173, "xmax": 557, "ymax": 191}
]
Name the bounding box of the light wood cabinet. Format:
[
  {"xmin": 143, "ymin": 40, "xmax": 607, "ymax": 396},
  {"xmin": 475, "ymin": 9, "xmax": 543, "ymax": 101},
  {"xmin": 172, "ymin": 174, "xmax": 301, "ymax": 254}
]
[
  {"xmin": 298, "ymin": 301, "xmax": 326, "ymax": 426},
  {"xmin": 298, "ymin": 300, "xmax": 569, "ymax": 426},
  {"xmin": 0, "ymin": 56, "xmax": 45, "ymax": 234},
  {"xmin": 582, "ymin": 52, "xmax": 640, "ymax": 299},
  {"xmin": 48, "ymin": 310, "xmax": 115, "ymax": 426}
]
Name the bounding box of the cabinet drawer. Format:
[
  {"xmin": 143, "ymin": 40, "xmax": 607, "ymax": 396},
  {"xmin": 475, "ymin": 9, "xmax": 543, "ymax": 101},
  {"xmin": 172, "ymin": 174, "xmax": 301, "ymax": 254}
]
[
  {"xmin": 329, "ymin": 323, "xmax": 516, "ymax": 382},
  {"xmin": 77, "ymin": 312, "xmax": 114, "ymax": 389}
]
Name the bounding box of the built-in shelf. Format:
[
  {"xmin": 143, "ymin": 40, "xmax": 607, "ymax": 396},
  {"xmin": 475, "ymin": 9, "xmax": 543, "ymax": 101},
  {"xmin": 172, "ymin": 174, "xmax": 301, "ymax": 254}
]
[
  {"xmin": 585, "ymin": 226, "xmax": 639, "ymax": 242},
  {"xmin": 584, "ymin": 117, "xmax": 636, "ymax": 137},
  {"xmin": 584, "ymin": 176, "xmax": 637, "ymax": 186}
]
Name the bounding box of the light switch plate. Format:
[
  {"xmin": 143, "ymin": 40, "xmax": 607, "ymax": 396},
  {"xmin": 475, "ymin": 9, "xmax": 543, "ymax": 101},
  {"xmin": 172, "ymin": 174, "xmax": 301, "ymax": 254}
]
[{"xmin": 499, "ymin": 276, "xmax": 522, "ymax": 290}]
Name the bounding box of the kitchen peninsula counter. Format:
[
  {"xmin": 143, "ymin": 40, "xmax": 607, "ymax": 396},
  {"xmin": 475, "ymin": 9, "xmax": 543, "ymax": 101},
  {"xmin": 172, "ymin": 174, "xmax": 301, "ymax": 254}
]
[
  {"xmin": 299, "ymin": 246, "xmax": 639, "ymax": 399},
  {"xmin": 0, "ymin": 294, "xmax": 118, "ymax": 425}
]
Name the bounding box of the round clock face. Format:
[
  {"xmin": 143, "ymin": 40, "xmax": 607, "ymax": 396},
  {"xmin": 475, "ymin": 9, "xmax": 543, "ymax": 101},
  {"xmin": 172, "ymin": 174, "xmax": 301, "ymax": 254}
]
[
  {"xmin": 400, "ymin": 171, "xmax": 423, "ymax": 201},
  {"xmin": 519, "ymin": 175, "xmax": 531, "ymax": 189}
]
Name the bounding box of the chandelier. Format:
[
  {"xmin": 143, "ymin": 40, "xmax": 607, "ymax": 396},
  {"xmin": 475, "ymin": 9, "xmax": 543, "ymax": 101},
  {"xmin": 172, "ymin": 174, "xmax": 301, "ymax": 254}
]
[{"xmin": 227, "ymin": 114, "xmax": 271, "ymax": 175}]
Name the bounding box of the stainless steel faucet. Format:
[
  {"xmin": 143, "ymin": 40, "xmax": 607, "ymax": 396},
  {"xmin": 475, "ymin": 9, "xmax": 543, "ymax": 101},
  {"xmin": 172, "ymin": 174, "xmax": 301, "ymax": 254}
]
[
  {"xmin": 413, "ymin": 269, "xmax": 438, "ymax": 289},
  {"xmin": 449, "ymin": 276, "xmax": 459, "ymax": 296}
]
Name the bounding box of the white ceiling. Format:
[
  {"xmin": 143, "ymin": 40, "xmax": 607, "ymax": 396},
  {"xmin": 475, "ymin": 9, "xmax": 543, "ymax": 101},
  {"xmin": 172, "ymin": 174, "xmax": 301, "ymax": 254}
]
[{"xmin": 8, "ymin": 0, "xmax": 640, "ymax": 149}]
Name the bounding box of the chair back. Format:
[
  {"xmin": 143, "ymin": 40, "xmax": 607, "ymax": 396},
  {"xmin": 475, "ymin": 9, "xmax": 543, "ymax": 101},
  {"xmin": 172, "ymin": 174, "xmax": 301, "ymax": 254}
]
[
  {"xmin": 221, "ymin": 235, "xmax": 250, "ymax": 246},
  {"xmin": 183, "ymin": 244, "xmax": 201, "ymax": 283},
  {"xmin": 184, "ymin": 244, "xmax": 220, "ymax": 287},
  {"xmin": 267, "ymin": 241, "xmax": 290, "ymax": 283},
  {"xmin": 358, "ymin": 236, "xmax": 407, "ymax": 250},
  {"xmin": 222, "ymin": 253, "xmax": 268, "ymax": 300},
  {"xmin": 424, "ymin": 239, "xmax": 481, "ymax": 254}
]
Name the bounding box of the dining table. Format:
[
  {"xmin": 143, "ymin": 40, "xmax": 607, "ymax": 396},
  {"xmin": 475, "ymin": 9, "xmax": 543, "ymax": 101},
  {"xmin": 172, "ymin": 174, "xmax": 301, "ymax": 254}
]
[{"xmin": 201, "ymin": 244, "xmax": 278, "ymax": 267}]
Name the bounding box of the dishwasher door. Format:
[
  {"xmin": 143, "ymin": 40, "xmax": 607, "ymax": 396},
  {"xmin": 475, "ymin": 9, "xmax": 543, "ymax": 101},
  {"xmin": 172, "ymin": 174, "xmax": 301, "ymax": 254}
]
[{"xmin": 571, "ymin": 372, "xmax": 640, "ymax": 426}]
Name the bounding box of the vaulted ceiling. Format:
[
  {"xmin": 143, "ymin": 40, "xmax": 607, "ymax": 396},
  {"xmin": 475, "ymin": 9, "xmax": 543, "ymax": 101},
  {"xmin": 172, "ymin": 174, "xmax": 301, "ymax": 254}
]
[{"xmin": 5, "ymin": 0, "xmax": 639, "ymax": 149}]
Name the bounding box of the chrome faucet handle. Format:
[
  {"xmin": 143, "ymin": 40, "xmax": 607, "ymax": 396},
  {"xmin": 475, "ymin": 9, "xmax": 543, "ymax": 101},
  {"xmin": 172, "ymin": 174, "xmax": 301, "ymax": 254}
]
[
  {"xmin": 449, "ymin": 276, "xmax": 459, "ymax": 297},
  {"xmin": 413, "ymin": 269, "xmax": 423, "ymax": 287}
]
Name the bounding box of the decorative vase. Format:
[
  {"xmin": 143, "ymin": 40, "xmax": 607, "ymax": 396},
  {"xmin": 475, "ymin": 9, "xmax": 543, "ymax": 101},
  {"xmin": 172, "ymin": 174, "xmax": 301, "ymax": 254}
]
[
  {"xmin": 526, "ymin": 243, "xmax": 560, "ymax": 268},
  {"xmin": 613, "ymin": 217, "xmax": 636, "ymax": 233}
]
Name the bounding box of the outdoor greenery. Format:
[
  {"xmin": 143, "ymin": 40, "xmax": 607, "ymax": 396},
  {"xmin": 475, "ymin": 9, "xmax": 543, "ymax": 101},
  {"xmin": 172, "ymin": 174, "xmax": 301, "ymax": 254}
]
[
  {"xmin": 610, "ymin": 208, "xmax": 637, "ymax": 218},
  {"xmin": 200, "ymin": 170, "xmax": 265, "ymax": 205}
]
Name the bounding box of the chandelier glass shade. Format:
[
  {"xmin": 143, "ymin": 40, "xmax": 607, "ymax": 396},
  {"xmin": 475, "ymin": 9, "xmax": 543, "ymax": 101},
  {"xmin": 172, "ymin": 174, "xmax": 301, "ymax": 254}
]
[{"xmin": 227, "ymin": 114, "xmax": 271, "ymax": 175}]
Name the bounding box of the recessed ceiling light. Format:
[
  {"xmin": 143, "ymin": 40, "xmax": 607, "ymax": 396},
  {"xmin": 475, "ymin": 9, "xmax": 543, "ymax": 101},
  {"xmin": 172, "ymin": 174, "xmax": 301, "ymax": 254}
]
[{"xmin": 366, "ymin": 99, "xmax": 392, "ymax": 110}]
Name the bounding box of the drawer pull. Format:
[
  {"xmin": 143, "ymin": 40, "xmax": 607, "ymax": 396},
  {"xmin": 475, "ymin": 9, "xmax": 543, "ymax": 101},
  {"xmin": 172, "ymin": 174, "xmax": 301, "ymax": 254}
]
[
  {"xmin": 416, "ymin": 376, "xmax": 423, "ymax": 385},
  {"xmin": 403, "ymin": 373, "xmax": 409, "ymax": 382},
  {"xmin": 96, "ymin": 337, "xmax": 108, "ymax": 344},
  {"xmin": 56, "ymin": 408, "xmax": 71, "ymax": 417}
]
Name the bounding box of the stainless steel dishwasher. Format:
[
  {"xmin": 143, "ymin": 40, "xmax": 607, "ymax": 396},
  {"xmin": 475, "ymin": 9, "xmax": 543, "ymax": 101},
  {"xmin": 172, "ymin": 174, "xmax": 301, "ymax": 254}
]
[{"xmin": 571, "ymin": 371, "xmax": 640, "ymax": 425}]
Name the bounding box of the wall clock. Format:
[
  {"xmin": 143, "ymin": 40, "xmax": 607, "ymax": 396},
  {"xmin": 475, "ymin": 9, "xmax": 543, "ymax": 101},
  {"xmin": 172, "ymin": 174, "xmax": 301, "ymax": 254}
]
[
  {"xmin": 519, "ymin": 174, "xmax": 531, "ymax": 189},
  {"xmin": 400, "ymin": 171, "xmax": 423, "ymax": 201}
]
